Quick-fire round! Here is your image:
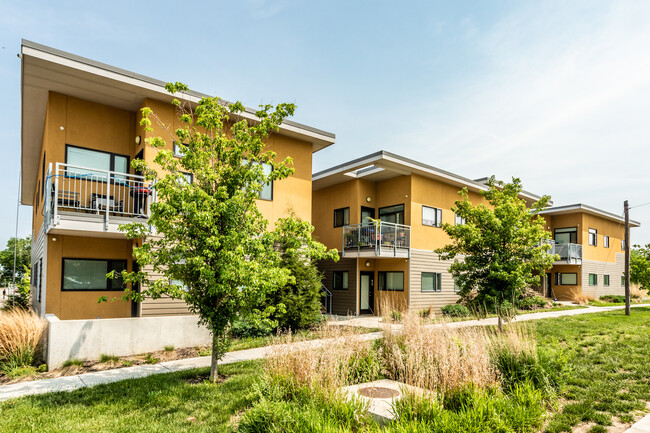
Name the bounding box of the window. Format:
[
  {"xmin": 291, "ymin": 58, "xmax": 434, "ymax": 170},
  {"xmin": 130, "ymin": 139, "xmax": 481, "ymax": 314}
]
[
  {"xmin": 454, "ymin": 278, "xmax": 462, "ymax": 293},
  {"xmin": 378, "ymin": 271, "xmax": 404, "ymax": 291},
  {"xmin": 589, "ymin": 274, "xmax": 598, "ymax": 286},
  {"xmin": 604, "ymin": 236, "xmax": 609, "ymax": 248},
  {"xmin": 554, "ymin": 227, "xmax": 577, "ymax": 244},
  {"xmin": 555, "ymin": 273, "xmax": 578, "ymax": 285},
  {"xmin": 333, "ymin": 271, "xmax": 349, "ymax": 290},
  {"xmin": 173, "ymin": 142, "xmax": 186, "ymax": 157},
  {"xmin": 334, "ymin": 207, "xmax": 350, "ymax": 227},
  {"xmin": 181, "ymin": 172, "xmax": 193, "ymax": 184},
  {"xmin": 258, "ymin": 163, "xmax": 273, "ymax": 200},
  {"xmin": 361, "ymin": 206, "xmax": 375, "ymax": 224},
  {"xmin": 170, "ymin": 279, "xmax": 189, "ymax": 292},
  {"xmin": 422, "ymin": 206, "xmax": 443, "ymax": 227},
  {"xmin": 62, "ymin": 259, "xmax": 126, "ymax": 291},
  {"xmin": 588, "ymin": 228, "xmax": 597, "ymax": 246},
  {"xmin": 65, "ymin": 145, "xmax": 129, "ymax": 178},
  {"xmin": 421, "ymin": 272, "xmax": 442, "ymax": 292},
  {"xmin": 41, "ymin": 152, "xmax": 46, "ymax": 198},
  {"xmin": 604, "ymin": 275, "xmax": 610, "ymax": 286},
  {"xmin": 621, "ymin": 239, "xmax": 626, "ymax": 250},
  {"xmin": 455, "ymin": 214, "xmax": 466, "ymax": 225},
  {"xmin": 622, "ymin": 275, "xmax": 626, "ymax": 286},
  {"xmin": 379, "ymin": 204, "xmax": 404, "ymax": 225}
]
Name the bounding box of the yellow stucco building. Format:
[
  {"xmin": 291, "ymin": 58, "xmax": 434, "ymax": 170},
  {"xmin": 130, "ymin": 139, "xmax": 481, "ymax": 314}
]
[{"xmin": 21, "ymin": 40, "xmax": 335, "ymax": 320}]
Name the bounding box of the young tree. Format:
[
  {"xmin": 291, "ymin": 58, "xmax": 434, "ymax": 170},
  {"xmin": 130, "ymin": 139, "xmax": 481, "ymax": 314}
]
[
  {"xmin": 0, "ymin": 236, "xmax": 31, "ymax": 286},
  {"xmin": 630, "ymin": 244, "xmax": 650, "ymax": 290},
  {"xmin": 118, "ymin": 83, "xmax": 300, "ymax": 382},
  {"xmin": 267, "ymin": 216, "xmax": 339, "ymax": 330},
  {"xmin": 436, "ymin": 177, "xmax": 557, "ymax": 331}
]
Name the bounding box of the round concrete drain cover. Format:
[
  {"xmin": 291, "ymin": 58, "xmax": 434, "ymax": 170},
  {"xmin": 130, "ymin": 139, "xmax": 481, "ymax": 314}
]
[{"xmin": 358, "ymin": 386, "xmax": 400, "ymax": 398}]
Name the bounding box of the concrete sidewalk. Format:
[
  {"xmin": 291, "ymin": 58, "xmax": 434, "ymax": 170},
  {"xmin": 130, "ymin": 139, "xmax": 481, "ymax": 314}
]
[
  {"xmin": 0, "ymin": 304, "xmax": 647, "ymax": 402},
  {"xmin": 0, "ymin": 331, "xmax": 381, "ymax": 402},
  {"xmin": 626, "ymin": 414, "xmax": 650, "ymax": 432}
]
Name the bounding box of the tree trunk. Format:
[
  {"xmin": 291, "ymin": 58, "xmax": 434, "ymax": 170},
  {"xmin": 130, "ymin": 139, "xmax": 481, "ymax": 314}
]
[
  {"xmin": 497, "ymin": 314, "xmax": 503, "ymax": 333},
  {"xmin": 209, "ymin": 334, "xmax": 220, "ymax": 383}
]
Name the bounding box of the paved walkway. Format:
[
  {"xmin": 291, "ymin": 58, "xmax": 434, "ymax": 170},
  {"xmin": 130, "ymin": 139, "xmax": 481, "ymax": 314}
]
[
  {"xmin": 626, "ymin": 414, "xmax": 650, "ymax": 433},
  {"xmin": 0, "ymin": 304, "xmax": 647, "ymax": 402}
]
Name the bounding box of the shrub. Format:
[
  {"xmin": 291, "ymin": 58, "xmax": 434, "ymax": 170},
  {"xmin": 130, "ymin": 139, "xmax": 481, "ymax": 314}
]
[
  {"xmin": 630, "ymin": 285, "xmax": 648, "ymax": 300},
  {"xmin": 599, "ymin": 295, "xmax": 625, "ymax": 303},
  {"xmin": 389, "ymin": 310, "xmax": 402, "ymax": 322},
  {"xmin": 229, "ymin": 315, "xmax": 273, "ymax": 339},
  {"xmin": 440, "ymin": 304, "xmax": 470, "ymax": 317},
  {"xmin": 144, "ymin": 354, "xmax": 158, "ymax": 364},
  {"xmin": 163, "ymin": 345, "xmax": 174, "ymax": 352},
  {"xmin": 0, "ymin": 309, "xmax": 46, "ymax": 371},
  {"xmin": 516, "ymin": 295, "xmax": 549, "ymax": 310}
]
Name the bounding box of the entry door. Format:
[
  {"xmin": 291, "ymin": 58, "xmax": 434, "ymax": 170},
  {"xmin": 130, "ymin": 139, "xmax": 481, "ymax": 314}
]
[
  {"xmin": 360, "ymin": 271, "xmax": 374, "ymax": 314},
  {"xmin": 545, "ymin": 273, "xmax": 552, "ymax": 299}
]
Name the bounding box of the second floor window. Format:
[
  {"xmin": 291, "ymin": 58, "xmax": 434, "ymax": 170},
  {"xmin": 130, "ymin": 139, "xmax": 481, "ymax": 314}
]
[
  {"xmin": 588, "ymin": 228, "xmax": 597, "ymax": 246},
  {"xmin": 604, "ymin": 236, "xmax": 609, "ymax": 248},
  {"xmin": 455, "ymin": 214, "xmax": 466, "ymax": 225},
  {"xmin": 621, "ymin": 239, "xmax": 626, "ymax": 250},
  {"xmin": 554, "ymin": 227, "xmax": 577, "ymax": 244},
  {"xmin": 379, "ymin": 204, "xmax": 404, "ymax": 225},
  {"xmin": 422, "ymin": 206, "xmax": 442, "ymax": 227},
  {"xmin": 334, "ymin": 207, "xmax": 350, "ymax": 227},
  {"xmin": 66, "ymin": 145, "xmax": 128, "ymax": 178}
]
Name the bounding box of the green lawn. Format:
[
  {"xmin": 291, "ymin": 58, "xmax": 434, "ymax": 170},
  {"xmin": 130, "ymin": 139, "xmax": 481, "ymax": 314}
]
[
  {"xmin": 2, "ymin": 309, "xmax": 650, "ymax": 432},
  {"xmin": 535, "ymin": 307, "xmax": 650, "ymax": 432}
]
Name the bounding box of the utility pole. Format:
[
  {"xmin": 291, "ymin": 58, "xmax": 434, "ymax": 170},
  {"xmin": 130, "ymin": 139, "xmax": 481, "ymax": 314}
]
[{"xmin": 624, "ymin": 200, "xmax": 630, "ymax": 316}]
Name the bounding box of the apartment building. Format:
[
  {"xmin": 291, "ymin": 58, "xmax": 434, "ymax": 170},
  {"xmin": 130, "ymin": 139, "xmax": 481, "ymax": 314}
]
[
  {"xmin": 313, "ymin": 151, "xmax": 640, "ymax": 315},
  {"xmin": 21, "ymin": 40, "xmax": 335, "ymax": 320},
  {"xmin": 538, "ymin": 204, "xmax": 640, "ymax": 300}
]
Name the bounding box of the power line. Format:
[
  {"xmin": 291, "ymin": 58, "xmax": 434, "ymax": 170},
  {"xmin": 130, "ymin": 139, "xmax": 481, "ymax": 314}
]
[{"xmin": 630, "ymin": 201, "xmax": 650, "ymax": 210}]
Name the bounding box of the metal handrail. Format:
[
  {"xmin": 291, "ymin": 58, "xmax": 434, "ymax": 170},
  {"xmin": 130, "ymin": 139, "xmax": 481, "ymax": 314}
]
[
  {"xmin": 342, "ymin": 220, "xmax": 411, "ymax": 257},
  {"xmin": 320, "ymin": 283, "xmax": 333, "ymax": 314},
  {"xmin": 544, "ymin": 239, "xmax": 582, "ymax": 263}
]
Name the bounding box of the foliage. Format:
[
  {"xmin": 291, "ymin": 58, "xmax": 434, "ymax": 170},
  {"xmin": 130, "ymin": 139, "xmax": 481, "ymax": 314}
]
[
  {"xmin": 440, "ymin": 304, "xmax": 470, "ymax": 317},
  {"xmin": 389, "ymin": 309, "xmax": 402, "ymax": 322},
  {"xmin": 264, "ymin": 216, "xmax": 338, "ymax": 331},
  {"xmin": 436, "ymin": 177, "xmax": 557, "ymax": 328},
  {"xmin": 229, "ymin": 315, "xmax": 273, "ymax": 339},
  {"xmin": 516, "ymin": 294, "xmax": 549, "ymax": 310},
  {"xmin": 599, "ymin": 295, "xmax": 625, "ymax": 303},
  {"xmin": 2, "ymin": 266, "xmax": 31, "ymax": 311},
  {"xmin": 630, "ymin": 244, "xmax": 650, "ymax": 290},
  {"xmin": 118, "ymin": 82, "xmax": 300, "ymax": 381},
  {"xmin": 99, "ymin": 354, "xmax": 119, "ymax": 363},
  {"xmin": 0, "ymin": 309, "xmax": 46, "ymax": 372},
  {"xmin": 0, "ymin": 236, "xmax": 30, "ymax": 286}
]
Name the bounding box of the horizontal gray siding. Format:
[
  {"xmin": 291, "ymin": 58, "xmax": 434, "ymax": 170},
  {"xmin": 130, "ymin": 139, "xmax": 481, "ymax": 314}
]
[
  {"xmin": 409, "ymin": 250, "xmax": 459, "ymax": 311},
  {"xmin": 581, "ymin": 253, "xmax": 625, "ymax": 298},
  {"xmin": 319, "ymin": 257, "xmax": 357, "ymax": 316}
]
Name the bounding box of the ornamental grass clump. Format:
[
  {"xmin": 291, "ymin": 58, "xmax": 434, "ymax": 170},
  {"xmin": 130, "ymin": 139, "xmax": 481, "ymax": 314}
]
[
  {"xmin": 380, "ymin": 311, "xmax": 498, "ymax": 395},
  {"xmin": 0, "ymin": 309, "xmax": 46, "ymax": 371}
]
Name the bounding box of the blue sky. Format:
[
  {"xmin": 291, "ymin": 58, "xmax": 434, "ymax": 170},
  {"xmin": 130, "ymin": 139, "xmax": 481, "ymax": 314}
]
[{"xmin": 0, "ymin": 0, "xmax": 649, "ymax": 247}]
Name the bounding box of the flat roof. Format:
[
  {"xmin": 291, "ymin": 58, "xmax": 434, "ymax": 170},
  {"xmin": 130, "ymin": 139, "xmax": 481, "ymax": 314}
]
[
  {"xmin": 20, "ymin": 39, "xmax": 336, "ymax": 205},
  {"xmin": 313, "ymin": 150, "xmax": 547, "ymax": 205},
  {"xmin": 539, "ymin": 203, "xmax": 641, "ymax": 227}
]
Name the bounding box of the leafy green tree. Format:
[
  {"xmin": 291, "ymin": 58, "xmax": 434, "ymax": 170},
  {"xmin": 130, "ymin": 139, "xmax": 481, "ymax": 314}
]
[
  {"xmin": 3, "ymin": 266, "xmax": 31, "ymax": 311},
  {"xmin": 0, "ymin": 236, "xmax": 31, "ymax": 286},
  {"xmin": 436, "ymin": 177, "xmax": 557, "ymax": 331},
  {"xmin": 630, "ymin": 244, "xmax": 650, "ymax": 290},
  {"xmin": 118, "ymin": 83, "xmax": 300, "ymax": 382},
  {"xmin": 267, "ymin": 216, "xmax": 339, "ymax": 330}
]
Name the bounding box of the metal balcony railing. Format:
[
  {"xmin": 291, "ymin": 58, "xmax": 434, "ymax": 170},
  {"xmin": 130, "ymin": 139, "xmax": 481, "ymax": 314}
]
[
  {"xmin": 43, "ymin": 162, "xmax": 155, "ymax": 231},
  {"xmin": 342, "ymin": 221, "xmax": 411, "ymax": 258},
  {"xmin": 543, "ymin": 240, "xmax": 582, "ymax": 264}
]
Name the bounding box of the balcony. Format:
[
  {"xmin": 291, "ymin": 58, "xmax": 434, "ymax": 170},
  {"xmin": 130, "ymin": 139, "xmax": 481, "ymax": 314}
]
[
  {"xmin": 342, "ymin": 221, "xmax": 410, "ymax": 258},
  {"xmin": 43, "ymin": 162, "xmax": 155, "ymax": 238},
  {"xmin": 544, "ymin": 240, "xmax": 582, "ymax": 265}
]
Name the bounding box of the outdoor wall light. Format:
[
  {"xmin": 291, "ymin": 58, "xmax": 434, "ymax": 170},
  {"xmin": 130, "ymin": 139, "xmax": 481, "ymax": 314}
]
[
  {"xmin": 135, "ymin": 135, "xmax": 142, "ymax": 145},
  {"xmin": 365, "ymin": 260, "xmax": 371, "ymax": 267},
  {"xmin": 366, "ymin": 196, "xmax": 372, "ymax": 203}
]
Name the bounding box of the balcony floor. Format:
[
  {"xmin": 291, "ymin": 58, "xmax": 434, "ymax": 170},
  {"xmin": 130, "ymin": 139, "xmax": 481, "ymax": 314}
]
[
  {"xmin": 342, "ymin": 246, "xmax": 410, "ymax": 258},
  {"xmin": 47, "ymin": 210, "xmax": 146, "ymax": 239}
]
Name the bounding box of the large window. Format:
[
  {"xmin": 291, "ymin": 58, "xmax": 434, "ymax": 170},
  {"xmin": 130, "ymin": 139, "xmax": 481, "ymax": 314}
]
[
  {"xmin": 62, "ymin": 259, "xmax": 126, "ymax": 291},
  {"xmin": 589, "ymin": 273, "xmax": 598, "ymax": 286},
  {"xmin": 604, "ymin": 236, "xmax": 609, "ymax": 248},
  {"xmin": 65, "ymin": 145, "xmax": 129, "ymax": 178},
  {"xmin": 588, "ymin": 228, "xmax": 597, "ymax": 246},
  {"xmin": 334, "ymin": 207, "xmax": 350, "ymax": 227},
  {"xmin": 422, "ymin": 206, "xmax": 442, "ymax": 227},
  {"xmin": 333, "ymin": 271, "xmax": 349, "ymax": 290},
  {"xmin": 554, "ymin": 227, "xmax": 577, "ymax": 244},
  {"xmin": 421, "ymin": 272, "xmax": 442, "ymax": 292},
  {"xmin": 258, "ymin": 163, "xmax": 273, "ymax": 200},
  {"xmin": 379, "ymin": 204, "xmax": 404, "ymax": 225},
  {"xmin": 378, "ymin": 271, "xmax": 404, "ymax": 291},
  {"xmin": 555, "ymin": 273, "xmax": 578, "ymax": 285}
]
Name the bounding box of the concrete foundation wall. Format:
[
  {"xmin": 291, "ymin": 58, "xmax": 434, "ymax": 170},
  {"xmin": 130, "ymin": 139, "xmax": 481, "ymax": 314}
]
[{"xmin": 45, "ymin": 314, "xmax": 211, "ymax": 370}]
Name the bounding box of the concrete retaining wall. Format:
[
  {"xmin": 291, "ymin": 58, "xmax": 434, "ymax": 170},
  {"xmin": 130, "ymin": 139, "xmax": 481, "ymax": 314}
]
[{"xmin": 45, "ymin": 314, "xmax": 212, "ymax": 370}]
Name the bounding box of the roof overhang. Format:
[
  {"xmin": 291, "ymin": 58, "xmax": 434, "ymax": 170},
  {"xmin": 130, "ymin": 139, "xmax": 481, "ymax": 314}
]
[
  {"xmin": 20, "ymin": 39, "xmax": 335, "ymax": 205},
  {"xmin": 313, "ymin": 150, "xmax": 545, "ymax": 206},
  {"xmin": 539, "ymin": 203, "xmax": 641, "ymax": 227}
]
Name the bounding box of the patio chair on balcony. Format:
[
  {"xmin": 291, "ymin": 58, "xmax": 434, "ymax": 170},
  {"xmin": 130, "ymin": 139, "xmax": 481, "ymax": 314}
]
[
  {"xmin": 91, "ymin": 193, "xmax": 124, "ymax": 215},
  {"xmin": 54, "ymin": 190, "xmax": 81, "ymax": 209}
]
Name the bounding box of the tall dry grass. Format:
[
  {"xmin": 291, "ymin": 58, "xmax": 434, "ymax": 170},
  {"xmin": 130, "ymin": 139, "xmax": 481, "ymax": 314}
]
[
  {"xmin": 0, "ymin": 309, "xmax": 47, "ymax": 370},
  {"xmin": 631, "ymin": 285, "xmax": 648, "ymax": 300},
  {"xmin": 265, "ymin": 324, "xmax": 379, "ymax": 393},
  {"xmin": 570, "ymin": 291, "xmax": 595, "ymax": 305},
  {"xmin": 381, "ymin": 311, "xmax": 498, "ymax": 394}
]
